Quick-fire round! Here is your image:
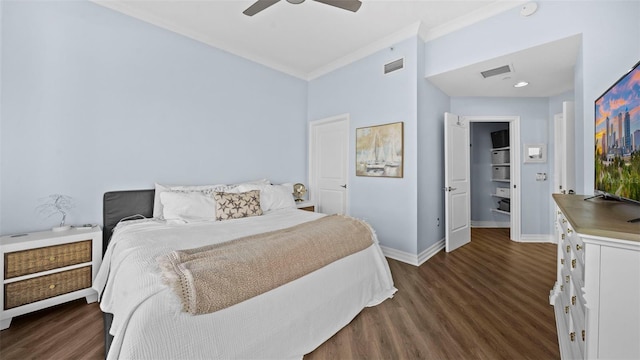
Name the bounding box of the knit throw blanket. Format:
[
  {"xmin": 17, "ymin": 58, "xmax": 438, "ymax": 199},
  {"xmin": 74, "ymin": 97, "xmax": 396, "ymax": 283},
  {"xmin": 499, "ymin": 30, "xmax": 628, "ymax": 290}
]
[{"xmin": 158, "ymin": 215, "xmax": 374, "ymax": 315}]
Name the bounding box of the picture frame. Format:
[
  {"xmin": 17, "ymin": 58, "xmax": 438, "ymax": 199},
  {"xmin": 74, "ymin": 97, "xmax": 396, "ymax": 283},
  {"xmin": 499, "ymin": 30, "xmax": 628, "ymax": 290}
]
[
  {"xmin": 356, "ymin": 122, "xmax": 403, "ymax": 178},
  {"xmin": 524, "ymin": 143, "xmax": 547, "ymax": 163}
]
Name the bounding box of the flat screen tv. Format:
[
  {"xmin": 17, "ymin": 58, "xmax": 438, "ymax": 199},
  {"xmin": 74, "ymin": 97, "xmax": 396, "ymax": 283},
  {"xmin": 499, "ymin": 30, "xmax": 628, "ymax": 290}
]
[{"xmin": 594, "ymin": 60, "xmax": 640, "ymax": 205}]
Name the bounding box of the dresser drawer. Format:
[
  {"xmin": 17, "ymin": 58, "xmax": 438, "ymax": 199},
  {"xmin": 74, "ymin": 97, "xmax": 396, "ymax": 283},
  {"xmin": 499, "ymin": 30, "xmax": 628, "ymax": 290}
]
[
  {"xmin": 4, "ymin": 266, "xmax": 92, "ymax": 309},
  {"xmin": 4, "ymin": 240, "xmax": 92, "ymax": 279}
]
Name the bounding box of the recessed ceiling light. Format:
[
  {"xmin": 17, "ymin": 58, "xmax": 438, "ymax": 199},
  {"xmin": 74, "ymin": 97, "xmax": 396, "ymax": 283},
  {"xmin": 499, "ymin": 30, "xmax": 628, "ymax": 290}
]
[{"xmin": 514, "ymin": 81, "xmax": 529, "ymax": 88}]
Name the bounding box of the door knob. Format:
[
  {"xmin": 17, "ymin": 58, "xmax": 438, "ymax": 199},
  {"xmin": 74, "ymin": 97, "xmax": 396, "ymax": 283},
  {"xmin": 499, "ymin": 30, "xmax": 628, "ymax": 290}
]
[
  {"xmin": 443, "ymin": 187, "xmax": 457, "ymax": 192},
  {"xmin": 340, "ymin": 184, "xmax": 347, "ymax": 189}
]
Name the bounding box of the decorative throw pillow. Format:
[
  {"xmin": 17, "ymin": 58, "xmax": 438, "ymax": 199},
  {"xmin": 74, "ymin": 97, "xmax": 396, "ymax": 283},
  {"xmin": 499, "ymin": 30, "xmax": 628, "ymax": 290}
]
[{"xmin": 214, "ymin": 190, "xmax": 263, "ymax": 221}]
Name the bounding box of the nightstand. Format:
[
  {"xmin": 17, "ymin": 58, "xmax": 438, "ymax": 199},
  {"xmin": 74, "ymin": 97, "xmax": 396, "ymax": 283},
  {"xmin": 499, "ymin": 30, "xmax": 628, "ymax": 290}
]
[
  {"xmin": 0, "ymin": 227, "xmax": 102, "ymax": 330},
  {"xmin": 296, "ymin": 201, "xmax": 315, "ymax": 212}
]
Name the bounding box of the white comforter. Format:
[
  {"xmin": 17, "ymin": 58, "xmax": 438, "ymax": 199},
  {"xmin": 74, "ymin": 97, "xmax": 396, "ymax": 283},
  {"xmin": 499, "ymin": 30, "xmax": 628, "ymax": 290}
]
[{"xmin": 94, "ymin": 209, "xmax": 396, "ymax": 359}]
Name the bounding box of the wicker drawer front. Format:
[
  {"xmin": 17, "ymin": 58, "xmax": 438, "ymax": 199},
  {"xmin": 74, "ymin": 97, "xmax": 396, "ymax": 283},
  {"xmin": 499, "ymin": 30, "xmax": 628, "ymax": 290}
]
[
  {"xmin": 4, "ymin": 266, "xmax": 92, "ymax": 309},
  {"xmin": 4, "ymin": 240, "xmax": 92, "ymax": 279}
]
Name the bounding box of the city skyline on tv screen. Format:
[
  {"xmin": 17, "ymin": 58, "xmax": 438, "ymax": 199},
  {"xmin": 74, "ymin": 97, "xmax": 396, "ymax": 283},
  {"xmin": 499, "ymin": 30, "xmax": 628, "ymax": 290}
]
[{"xmin": 594, "ymin": 61, "xmax": 640, "ymax": 202}]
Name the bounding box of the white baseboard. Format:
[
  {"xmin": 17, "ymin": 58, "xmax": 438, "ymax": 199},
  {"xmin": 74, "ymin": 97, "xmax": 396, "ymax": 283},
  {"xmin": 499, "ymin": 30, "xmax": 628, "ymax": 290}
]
[
  {"xmin": 380, "ymin": 238, "xmax": 445, "ymax": 267},
  {"xmin": 518, "ymin": 234, "xmax": 554, "ymax": 243},
  {"xmin": 380, "ymin": 232, "xmax": 551, "ymax": 267},
  {"xmin": 417, "ymin": 238, "xmax": 445, "ymax": 266},
  {"xmin": 471, "ymin": 220, "xmax": 510, "ymax": 228},
  {"xmin": 380, "ymin": 246, "xmax": 419, "ymax": 266}
]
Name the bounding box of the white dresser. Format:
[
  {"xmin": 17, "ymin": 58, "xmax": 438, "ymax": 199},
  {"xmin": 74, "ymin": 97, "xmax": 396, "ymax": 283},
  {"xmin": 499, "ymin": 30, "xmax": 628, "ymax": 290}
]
[{"xmin": 550, "ymin": 194, "xmax": 640, "ymax": 359}]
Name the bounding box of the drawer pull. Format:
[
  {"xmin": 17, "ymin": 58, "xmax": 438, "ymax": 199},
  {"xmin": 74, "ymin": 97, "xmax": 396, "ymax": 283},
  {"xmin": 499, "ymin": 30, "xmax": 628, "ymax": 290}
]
[
  {"xmin": 582, "ymin": 330, "xmax": 585, "ymax": 342},
  {"xmin": 562, "ymin": 219, "xmax": 567, "ymax": 224},
  {"xmin": 565, "ymin": 306, "xmax": 570, "ymax": 314},
  {"xmin": 566, "ymin": 245, "xmax": 570, "ymax": 253},
  {"xmin": 49, "ymin": 256, "xmax": 56, "ymax": 262},
  {"xmin": 572, "ymin": 296, "xmax": 576, "ymax": 306},
  {"xmin": 560, "ymin": 285, "xmax": 564, "ymax": 291},
  {"xmin": 49, "ymin": 284, "xmax": 56, "ymax": 290},
  {"xmin": 561, "ymin": 259, "xmax": 565, "ymax": 265},
  {"xmin": 561, "ymin": 234, "xmax": 565, "ymax": 240},
  {"xmin": 576, "ymin": 244, "xmax": 582, "ymax": 251},
  {"xmin": 565, "ymin": 275, "xmax": 570, "ymax": 283},
  {"xmin": 570, "ymin": 332, "xmax": 575, "ymax": 341},
  {"xmin": 567, "ymin": 228, "xmax": 573, "ymax": 233},
  {"xmin": 571, "ymin": 259, "xmax": 576, "ymax": 269}
]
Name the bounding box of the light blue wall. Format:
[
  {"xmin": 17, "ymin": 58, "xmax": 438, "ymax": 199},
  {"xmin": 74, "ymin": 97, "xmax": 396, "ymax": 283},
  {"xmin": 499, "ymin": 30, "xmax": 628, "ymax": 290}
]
[
  {"xmin": 452, "ymin": 97, "xmax": 551, "ymax": 235},
  {"xmin": 0, "ymin": 1, "xmax": 307, "ymax": 234},
  {"xmin": 424, "ymin": 0, "xmax": 640, "ymax": 195},
  {"xmin": 417, "ymin": 61, "xmax": 450, "ymax": 252},
  {"xmin": 308, "ymin": 37, "xmax": 419, "ymax": 254}
]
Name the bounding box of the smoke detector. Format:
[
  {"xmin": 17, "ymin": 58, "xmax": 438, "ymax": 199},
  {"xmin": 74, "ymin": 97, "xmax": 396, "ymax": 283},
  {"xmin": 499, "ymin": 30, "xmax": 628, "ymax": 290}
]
[{"xmin": 520, "ymin": 2, "xmax": 538, "ymax": 17}]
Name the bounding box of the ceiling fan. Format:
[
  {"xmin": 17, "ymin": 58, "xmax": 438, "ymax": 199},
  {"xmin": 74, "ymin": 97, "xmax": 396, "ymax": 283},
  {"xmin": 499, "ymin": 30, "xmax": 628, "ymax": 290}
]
[{"xmin": 243, "ymin": 0, "xmax": 362, "ymax": 16}]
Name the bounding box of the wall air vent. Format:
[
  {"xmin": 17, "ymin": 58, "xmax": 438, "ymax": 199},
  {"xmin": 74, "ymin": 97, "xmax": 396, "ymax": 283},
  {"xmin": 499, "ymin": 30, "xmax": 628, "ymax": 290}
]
[
  {"xmin": 480, "ymin": 65, "xmax": 512, "ymax": 78},
  {"xmin": 384, "ymin": 58, "xmax": 404, "ymax": 74}
]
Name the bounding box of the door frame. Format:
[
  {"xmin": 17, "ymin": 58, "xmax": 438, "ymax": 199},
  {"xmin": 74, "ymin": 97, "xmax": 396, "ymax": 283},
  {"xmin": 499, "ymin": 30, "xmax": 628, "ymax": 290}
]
[
  {"xmin": 465, "ymin": 115, "xmax": 521, "ymax": 242},
  {"xmin": 308, "ymin": 113, "xmax": 350, "ymax": 215}
]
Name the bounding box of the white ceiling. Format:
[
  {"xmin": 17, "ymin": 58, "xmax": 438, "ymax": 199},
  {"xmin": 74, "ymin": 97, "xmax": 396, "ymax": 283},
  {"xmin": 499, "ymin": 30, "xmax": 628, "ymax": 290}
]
[
  {"xmin": 93, "ymin": 0, "xmax": 578, "ymax": 97},
  {"xmin": 427, "ymin": 34, "xmax": 581, "ymax": 97}
]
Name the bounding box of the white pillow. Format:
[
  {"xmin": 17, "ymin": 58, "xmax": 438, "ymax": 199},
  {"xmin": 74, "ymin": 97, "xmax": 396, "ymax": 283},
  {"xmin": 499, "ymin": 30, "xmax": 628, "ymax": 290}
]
[
  {"xmin": 160, "ymin": 191, "xmax": 216, "ymax": 222},
  {"xmin": 237, "ymin": 183, "xmax": 296, "ymax": 212},
  {"xmin": 232, "ymin": 178, "xmax": 271, "ymax": 187},
  {"xmin": 153, "ymin": 183, "xmax": 228, "ymax": 218}
]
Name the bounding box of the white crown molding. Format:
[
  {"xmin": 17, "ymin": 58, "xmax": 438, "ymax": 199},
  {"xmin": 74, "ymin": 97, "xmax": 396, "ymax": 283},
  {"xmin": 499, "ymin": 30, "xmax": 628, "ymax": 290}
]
[
  {"xmin": 308, "ymin": 1, "xmax": 524, "ymax": 80},
  {"xmin": 92, "ymin": 0, "xmax": 524, "ymax": 81},
  {"xmin": 91, "ymin": 0, "xmax": 308, "ymax": 79},
  {"xmin": 306, "ymin": 21, "xmax": 421, "ymax": 80},
  {"xmin": 419, "ymin": 0, "xmax": 526, "ymax": 42}
]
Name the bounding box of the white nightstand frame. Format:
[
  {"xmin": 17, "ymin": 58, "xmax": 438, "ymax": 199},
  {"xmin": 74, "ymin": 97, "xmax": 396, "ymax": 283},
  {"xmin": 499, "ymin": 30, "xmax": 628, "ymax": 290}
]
[
  {"xmin": 0, "ymin": 227, "xmax": 102, "ymax": 330},
  {"xmin": 296, "ymin": 200, "xmax": 316, "ymax": 212}
]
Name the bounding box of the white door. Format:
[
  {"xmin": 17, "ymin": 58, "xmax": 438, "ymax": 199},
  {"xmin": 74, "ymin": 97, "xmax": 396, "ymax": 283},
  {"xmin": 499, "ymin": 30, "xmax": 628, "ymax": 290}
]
[
  {"xmin": 309, "ymin": 115, "xmax": 349, "ymax": 215},
  {"xmin": 554, "ymin": 101, "xmax": 576, "ymax": 194},
  {"xmin": 444, "ymin": 112, "xmax": 471, "ymax": 252}
]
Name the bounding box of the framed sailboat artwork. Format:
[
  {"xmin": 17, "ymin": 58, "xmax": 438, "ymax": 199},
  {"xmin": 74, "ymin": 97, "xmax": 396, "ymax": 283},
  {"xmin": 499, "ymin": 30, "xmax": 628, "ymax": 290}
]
[{"xmin": 356, "ymin": 122, "xmax": 403, "ymax": 178}]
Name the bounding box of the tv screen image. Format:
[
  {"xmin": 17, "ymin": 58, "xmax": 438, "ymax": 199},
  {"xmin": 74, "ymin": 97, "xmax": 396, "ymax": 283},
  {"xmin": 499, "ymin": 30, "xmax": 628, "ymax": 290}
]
[{"xmin": 594, "ymin": 60, "xmax": 640, "ymax": 204}]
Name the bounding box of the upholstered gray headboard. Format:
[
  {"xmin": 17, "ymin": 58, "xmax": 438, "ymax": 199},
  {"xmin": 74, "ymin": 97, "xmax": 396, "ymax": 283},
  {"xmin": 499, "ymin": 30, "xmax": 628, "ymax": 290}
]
[{"xmin": 102, "ymin": 189, "xmax": 155, "ymax": 255}]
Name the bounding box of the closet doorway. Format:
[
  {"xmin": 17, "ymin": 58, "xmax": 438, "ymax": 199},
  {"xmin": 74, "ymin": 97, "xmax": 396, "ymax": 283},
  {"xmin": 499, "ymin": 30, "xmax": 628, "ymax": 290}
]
[{"xmin": 445, "ymin": 114, "xmax": 521, "ymax": 252}]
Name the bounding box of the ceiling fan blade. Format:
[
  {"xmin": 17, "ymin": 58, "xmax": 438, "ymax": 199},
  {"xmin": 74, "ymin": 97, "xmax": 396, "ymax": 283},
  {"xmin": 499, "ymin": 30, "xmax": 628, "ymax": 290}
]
[
  {"xmin": 313, "ymin": 0, "xmax": 362, "ymax": 12},
  {"xmin": 243, "ymin": 0, "xmax": 281, "ymax": 16}
]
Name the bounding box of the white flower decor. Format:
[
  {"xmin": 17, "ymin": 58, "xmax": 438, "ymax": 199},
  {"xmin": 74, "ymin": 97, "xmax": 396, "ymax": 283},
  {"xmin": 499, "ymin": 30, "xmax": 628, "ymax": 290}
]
[{"xmin": 37, "ymin": 194, "xmax": 75, "ymax": 231}]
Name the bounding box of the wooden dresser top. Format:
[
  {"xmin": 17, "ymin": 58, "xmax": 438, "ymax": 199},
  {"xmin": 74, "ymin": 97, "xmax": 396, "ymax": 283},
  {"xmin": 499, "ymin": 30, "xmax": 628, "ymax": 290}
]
[{"xmin": 553, "ymin": 194, "xmax": 640, "ymax": 243}]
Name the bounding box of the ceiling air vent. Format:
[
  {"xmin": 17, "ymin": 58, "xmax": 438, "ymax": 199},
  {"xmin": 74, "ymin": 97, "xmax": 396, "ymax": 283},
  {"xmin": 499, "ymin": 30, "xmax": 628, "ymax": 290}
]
[
  {"xmin": 384, "ymin": 58, "xmax": 404, "ymax": 74},
  {"xmin": 480, "ymin": 64, "xmax": 512, "ymax": 78}
]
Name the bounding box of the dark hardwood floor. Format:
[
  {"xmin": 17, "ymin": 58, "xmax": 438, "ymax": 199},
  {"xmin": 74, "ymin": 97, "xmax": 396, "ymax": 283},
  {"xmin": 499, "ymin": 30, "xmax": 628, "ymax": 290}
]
[{"xmin": 0, "ymin": 228, "xmax": 559, "ymax": 359}]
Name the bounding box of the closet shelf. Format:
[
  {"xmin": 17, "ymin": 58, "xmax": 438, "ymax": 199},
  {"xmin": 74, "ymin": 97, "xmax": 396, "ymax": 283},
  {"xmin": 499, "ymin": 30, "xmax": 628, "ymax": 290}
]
[{"xmin": 491, "ymin": 208, "xmax": 511, "ymax": 216}]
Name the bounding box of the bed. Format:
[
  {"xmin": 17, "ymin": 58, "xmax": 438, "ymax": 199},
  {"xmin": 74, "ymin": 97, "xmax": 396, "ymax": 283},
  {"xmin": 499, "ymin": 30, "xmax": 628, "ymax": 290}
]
[{"xmin": 95, "ymin": 185, "xmax": 396, "ymax": 359}]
